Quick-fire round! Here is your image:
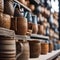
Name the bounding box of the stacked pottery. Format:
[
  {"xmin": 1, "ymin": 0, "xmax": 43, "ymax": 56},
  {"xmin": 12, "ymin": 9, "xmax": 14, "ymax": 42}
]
[
  {"xmin": 16, "ymin": 40, "xmax": 30, "ymax": 60},
  {"xmin": 38, "ymin": 24, "xmax": 45, "ymax": 35},
  {"xmin": 0, "ymin": 28, "xmax": 16, "ymax": 60},
  {"xmin": 0, "ymin": 13, "xmax": 11, "ymax": 29},
  {"xmin": 28, "ymin": 40, "xmax": 41, "ymax": 58},
  {"xmin": 0, "ymin": 27, "xmax": 24, "ymax": 60}
]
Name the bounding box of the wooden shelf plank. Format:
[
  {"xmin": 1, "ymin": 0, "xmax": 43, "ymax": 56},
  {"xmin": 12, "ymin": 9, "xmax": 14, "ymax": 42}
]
[
  {"xmin": 0, "ymin": 27, "xmax": 15, "ymax": 37},
  {"xmin": 14, "ymin": 0, "xmax": 31, "ymax": 12},
  {"xmin": 30, "ymin": 34, "xmax": 49, "ymax": 40},
  {"xmin": 15, "ymin": 35, "xmax": 30, "ymax": 40},
  {"xmin": 29, "ymin": 50, "xmax": 60, "ymax": 60}
]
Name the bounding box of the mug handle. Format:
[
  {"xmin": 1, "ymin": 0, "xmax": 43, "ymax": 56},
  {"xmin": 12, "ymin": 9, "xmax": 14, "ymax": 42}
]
[{"xmin": 16, "ymin": 42, "xmax": 23, "ymax": 59}]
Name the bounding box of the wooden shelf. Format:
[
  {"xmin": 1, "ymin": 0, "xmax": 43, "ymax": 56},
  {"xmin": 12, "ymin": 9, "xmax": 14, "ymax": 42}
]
[
  {"xmin": 0, "ymin": 27, "xmax": 15, "ymax": 37},
  {"xmin": 15, "ymin": 35, "xmax": 30, "ymax": 40},
  {"xmin": 30, "ymin": 34, "xmax": 49, "ymax": 40},
  {"xmin": 14, "ymin": 0, "xmax": 31, "ymax": 12},
  {"xmin": 29, "ymin": 50, "xmax": 60, "ymax": 60}
]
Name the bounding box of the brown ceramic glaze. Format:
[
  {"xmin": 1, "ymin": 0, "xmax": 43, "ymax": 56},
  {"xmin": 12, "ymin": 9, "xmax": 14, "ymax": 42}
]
[
  {"xmin": 49, "ymin": 42, "xmax": 53, "ymax": 52},
  {"xmin": 4, "ymin": 1, "xmax": 14, "ymax": 16},
  {"xmin": 0, "ymin": 13, "xmax": 11, "ymax": 29},
  {"xmin": 11, "ymin": 17, "xmax": 28, "ymax": 35},
  {"xmin": 0, "ymin": 36, "xmax": 16, "ymax": 60},
  {"xmin": 28, "ymin": 40, "xmax": 41, "ymax": 58},
  {"xmin": 38, "ymin": 24, "xmax": 45, "ymax": 35},
  {"xmin": 41, "ymin": 42, "xmax": 49, "ymax": 54}
]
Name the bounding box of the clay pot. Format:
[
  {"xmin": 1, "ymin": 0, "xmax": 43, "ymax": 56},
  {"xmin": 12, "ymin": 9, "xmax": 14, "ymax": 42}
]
[
  {"xmin": 49, "ymin": 42, "xmax": 53, "ymax": 52},
  {"xmin": 38, "ymin": 24, "xmax": 45, "ymax": 35},
  {"xmin": 41, "ymin": 42, "xmax": 49, "ymax": 54},
  {"xmin": 11, "ymin": 17, "xmax": 28, "ymax": 35},
  {"xmin": 0, "ymin": 28, "xmax": 24, "ymax": 60},
  {"xmin": 16, "ymin": 40, "xmax": 30, "ymax": 60},
  {"xmin": 0, "ymin": 13, "xmax": 11, "ymax": 29},
  {"xmin": 28, "ymin": 40, "xmax": 41, "ymax": 58},
  {"xmin": 0, "ymin": 0, "xmax": 4, "ymax": 12},
  {"xmin": 49, "ymin": 29, "xmax": 54, "ymax": 38},
  {"xmin": 29, "ymin": 4, "xmax": 35, "ymax": 11},
  {"xmin": 4, "ymin": 0, "xmax": 14, "ymax": 16},
  {"xmin": 0, "ymin": 35, "xmax": 16, "ymax": 60},
  {"xmin": 32, "ymin": 24, "xmax": 38, "ymax": 34}
]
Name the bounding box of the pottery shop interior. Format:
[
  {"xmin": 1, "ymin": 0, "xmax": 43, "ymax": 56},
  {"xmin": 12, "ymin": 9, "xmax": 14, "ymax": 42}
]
[{"xmin": 0, "ymin": 0, "xmax": 60, "ymax": 60}]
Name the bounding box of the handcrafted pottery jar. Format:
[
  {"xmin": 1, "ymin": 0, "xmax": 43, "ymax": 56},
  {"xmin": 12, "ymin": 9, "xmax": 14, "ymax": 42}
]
[
  {"xmin": 0, "ymin": 28, "xmax": 24, "ymax": 60},
  {"xmin": 11, "ymin": 16, "xmax": 28, "ymax": 35},
  {"xmin": 4, "ymin": 0, "xmax": 14, "ymax": 16},
  {"xmin": 41, "ymin": 42, "xmax": 49, "ymax": 54},
  {"xmin": 0, "ymin": 13, "xmax": 11, "ymax": 29},
  {"xmin": 29, "ymin": 4, "xmax": 35, "ymax": 11},
  {"xmin": 28, "ymin": 40, "xmax": 41, "ymax": 58},
  {"xmin": 38, "ymin": 24, "xmax": 45, "ymax": 35},
  {"xmin": 16, "ymin": 40, "xmax": 30, "ymax": 60}
]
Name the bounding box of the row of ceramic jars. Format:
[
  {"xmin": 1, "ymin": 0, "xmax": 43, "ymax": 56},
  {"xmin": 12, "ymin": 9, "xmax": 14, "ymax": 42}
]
[
  {"xmin": 0, "ymin": 0, "xmax": 14, "ymax": 16},
  {"xmin": 36, "ymin": 6, "xmax": 50, "ymax": 18},
  {"xmin": 28, "ymin": 40, "xmax": 54, "ymax": 58},
  {"xmin": 0, "ymin": 12, "xmax": 50, "ymax": 35},
  {"xmin": 16, "ymin": 39, "xmax": 54, "ymax": 60}
]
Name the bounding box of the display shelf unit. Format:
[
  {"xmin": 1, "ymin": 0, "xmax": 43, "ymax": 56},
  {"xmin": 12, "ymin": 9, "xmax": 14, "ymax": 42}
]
[{"xmin": 29, "ymin": 50, "xmax": 60, "ymax": 60}]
